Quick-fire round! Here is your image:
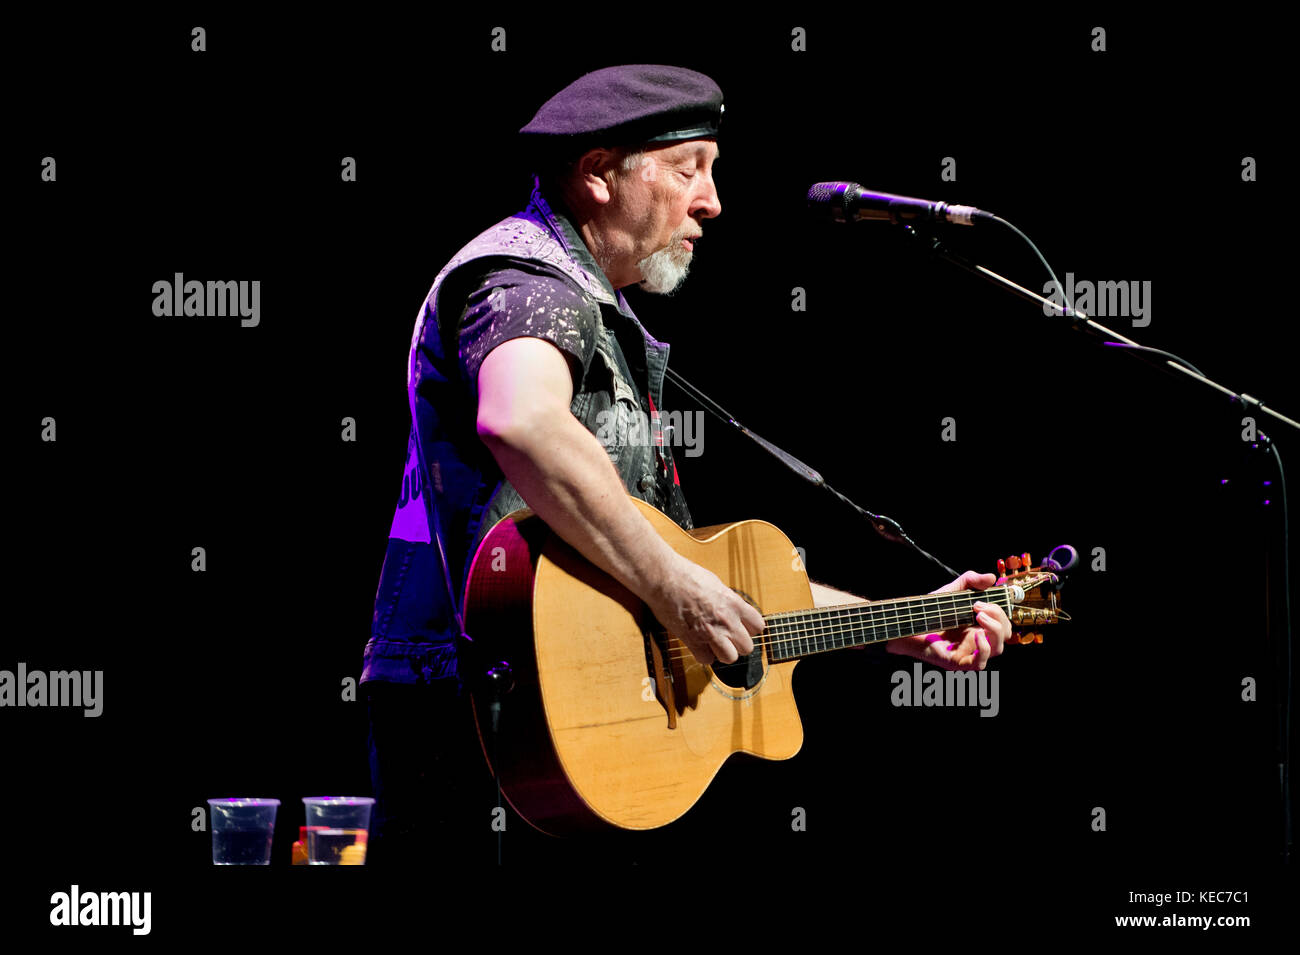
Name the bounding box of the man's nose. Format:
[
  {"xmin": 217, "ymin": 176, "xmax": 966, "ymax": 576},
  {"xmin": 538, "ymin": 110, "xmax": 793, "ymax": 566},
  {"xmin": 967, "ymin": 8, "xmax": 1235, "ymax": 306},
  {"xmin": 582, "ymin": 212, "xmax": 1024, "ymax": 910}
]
[{"xmin": 695, "ymin": 176, "xmax": 721, "ymax": 219}]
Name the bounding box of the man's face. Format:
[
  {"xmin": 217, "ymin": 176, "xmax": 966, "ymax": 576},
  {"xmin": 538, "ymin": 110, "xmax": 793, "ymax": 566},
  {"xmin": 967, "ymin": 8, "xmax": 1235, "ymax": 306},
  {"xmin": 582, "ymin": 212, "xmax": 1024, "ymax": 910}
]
[{"xmin": 600, "ymin": 139, "xmax": 722, "ymax": 293}]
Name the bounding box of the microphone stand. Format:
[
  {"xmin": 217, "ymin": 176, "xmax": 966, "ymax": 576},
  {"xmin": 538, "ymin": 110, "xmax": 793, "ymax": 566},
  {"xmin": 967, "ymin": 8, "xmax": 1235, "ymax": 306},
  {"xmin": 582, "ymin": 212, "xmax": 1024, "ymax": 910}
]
[
  {"xmin": 900, "ymin": 222, "xmax": 1294, "ymax": 866},
  {"xmin": 899, "ymin": 225, "xmax": 1299, "ymax": 434}
]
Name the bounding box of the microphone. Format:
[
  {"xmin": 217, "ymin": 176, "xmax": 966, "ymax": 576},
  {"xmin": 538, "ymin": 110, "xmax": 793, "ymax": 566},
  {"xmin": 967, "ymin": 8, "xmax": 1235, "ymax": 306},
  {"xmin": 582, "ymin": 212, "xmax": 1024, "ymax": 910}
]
[{"xmin": 808, "ymin": 181, "xmax": 991, "ymax": 226}]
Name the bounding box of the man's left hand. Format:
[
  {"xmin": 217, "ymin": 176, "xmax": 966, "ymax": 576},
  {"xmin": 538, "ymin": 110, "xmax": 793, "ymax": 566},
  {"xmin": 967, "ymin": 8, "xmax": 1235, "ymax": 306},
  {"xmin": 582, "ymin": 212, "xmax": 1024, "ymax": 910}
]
[{"xmin": 885, "ymin": 571, "xmax": 1011, "ymax": 671}]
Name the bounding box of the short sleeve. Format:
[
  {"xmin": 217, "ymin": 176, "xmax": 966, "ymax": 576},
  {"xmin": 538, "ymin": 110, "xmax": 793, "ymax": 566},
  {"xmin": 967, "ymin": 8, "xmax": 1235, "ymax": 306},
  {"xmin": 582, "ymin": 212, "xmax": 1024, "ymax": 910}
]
[{"xmin": 455, "ymin": 265, "xmax": 601, "ymax": 399}]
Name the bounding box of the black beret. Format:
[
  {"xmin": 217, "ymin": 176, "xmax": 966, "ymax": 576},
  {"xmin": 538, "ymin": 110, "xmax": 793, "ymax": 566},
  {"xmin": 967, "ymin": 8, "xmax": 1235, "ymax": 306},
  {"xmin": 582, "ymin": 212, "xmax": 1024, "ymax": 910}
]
[{"xmin": 520, "ymin": 64, "xmax": 723, "ymax": 158}]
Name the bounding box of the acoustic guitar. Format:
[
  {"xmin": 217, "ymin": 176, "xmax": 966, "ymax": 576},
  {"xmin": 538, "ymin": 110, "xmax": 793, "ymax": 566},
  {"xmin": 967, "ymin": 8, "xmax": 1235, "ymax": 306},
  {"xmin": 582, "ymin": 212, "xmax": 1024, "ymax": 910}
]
[{"xmin": 462, "ymin": 496, "xmax": 1065, "ymax": 835}]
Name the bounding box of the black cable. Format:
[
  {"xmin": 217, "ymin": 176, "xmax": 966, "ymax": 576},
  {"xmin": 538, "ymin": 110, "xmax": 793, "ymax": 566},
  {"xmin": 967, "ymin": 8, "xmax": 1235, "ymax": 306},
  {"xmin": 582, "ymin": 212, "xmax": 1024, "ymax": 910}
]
[
  {"xmin": 988, "ymin": 214, "xmax": 1069, "ymax": 315},
  {"xmin": 984, "ymin": 214, "xmax": 1216, "ymax": 383},
  {"xmin": 1100, "ymin": 342, "xmax": 1207, "ymax": 379}
]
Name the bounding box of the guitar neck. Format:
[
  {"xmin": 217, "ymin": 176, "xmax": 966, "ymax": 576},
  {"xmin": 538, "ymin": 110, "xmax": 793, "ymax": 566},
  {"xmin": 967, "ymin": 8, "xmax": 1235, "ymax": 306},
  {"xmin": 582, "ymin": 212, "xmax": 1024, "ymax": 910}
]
[{"xmin": 763, "ymin": 586, "xmax": 1018, "ymax": 662}]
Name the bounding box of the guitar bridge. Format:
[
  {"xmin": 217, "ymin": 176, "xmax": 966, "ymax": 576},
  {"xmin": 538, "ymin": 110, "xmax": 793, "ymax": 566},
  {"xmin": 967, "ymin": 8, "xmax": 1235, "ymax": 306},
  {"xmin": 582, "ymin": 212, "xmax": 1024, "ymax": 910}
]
[{"xmin": 645, "ymin": 627, "xmax": 677, "ymax": 729}]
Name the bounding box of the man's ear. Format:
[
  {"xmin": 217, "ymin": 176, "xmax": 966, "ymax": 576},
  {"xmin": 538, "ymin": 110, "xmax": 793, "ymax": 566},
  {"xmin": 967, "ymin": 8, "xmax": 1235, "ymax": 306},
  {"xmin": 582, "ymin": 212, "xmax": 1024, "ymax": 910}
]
[{"xmin": 574, "ymin": 147, "xmax": 619, "ymax": 205}]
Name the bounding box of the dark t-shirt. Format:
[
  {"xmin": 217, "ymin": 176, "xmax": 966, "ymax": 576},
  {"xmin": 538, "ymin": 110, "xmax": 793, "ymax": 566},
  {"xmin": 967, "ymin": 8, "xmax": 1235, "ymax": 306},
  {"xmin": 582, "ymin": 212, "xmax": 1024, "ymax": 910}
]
[{"xmin": 457, "ymin": 264, "xmax": 594, "ymax": 397}]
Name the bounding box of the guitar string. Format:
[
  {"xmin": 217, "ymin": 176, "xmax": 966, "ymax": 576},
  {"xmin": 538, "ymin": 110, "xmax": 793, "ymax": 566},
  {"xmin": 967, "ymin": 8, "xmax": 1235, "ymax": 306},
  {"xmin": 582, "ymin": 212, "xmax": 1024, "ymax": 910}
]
[
  {"xmin": 660, "ymin": 616, "xmax": 999, "ymax": 664},
  {"xmin": 656, "ymin": 588, "xmax": 1018, "ymax": 663}
]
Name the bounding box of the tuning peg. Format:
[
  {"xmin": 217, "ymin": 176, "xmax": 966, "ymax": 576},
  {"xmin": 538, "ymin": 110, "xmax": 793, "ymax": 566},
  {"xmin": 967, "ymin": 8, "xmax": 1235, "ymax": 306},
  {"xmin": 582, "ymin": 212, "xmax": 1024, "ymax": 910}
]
[
  {"xmin": 1022, "ymin": 552, "xmax": 1031, "ymax": 569},
  {"xmin": 997, "ymin": 558, "xmax": 1006, "ymax": 578},
  {"xmin": 1007, "ymin": 555, "xmax": 1021, "ymax": 571}
]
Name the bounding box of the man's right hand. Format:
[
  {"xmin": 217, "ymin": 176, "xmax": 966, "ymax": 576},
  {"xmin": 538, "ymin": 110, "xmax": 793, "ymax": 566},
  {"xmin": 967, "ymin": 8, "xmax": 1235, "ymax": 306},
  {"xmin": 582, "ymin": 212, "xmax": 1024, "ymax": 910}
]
[{"xmin": 644, "ymin": 553, "xmax": 764, "ymax": 666}]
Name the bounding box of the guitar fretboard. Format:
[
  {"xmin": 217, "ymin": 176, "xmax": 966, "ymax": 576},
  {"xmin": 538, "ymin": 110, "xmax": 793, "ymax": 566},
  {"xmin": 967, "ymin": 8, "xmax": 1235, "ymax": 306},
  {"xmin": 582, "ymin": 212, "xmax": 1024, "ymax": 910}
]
[{"xmin": 763, "ymin": 587, "xmax": 1016, "ymax": 662}]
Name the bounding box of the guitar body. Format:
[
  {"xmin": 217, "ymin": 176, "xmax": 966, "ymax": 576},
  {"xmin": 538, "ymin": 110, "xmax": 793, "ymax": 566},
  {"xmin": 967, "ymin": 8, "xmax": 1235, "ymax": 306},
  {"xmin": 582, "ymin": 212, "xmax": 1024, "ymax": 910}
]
[{"xmin": 463, "ymin": 497, "xmax": 811, "ymax": 835}]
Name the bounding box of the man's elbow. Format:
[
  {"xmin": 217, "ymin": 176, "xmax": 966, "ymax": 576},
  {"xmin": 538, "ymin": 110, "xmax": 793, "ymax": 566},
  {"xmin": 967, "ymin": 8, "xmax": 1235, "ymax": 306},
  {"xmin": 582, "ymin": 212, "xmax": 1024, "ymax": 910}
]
[
  {"xmin": 476, "ymin": 406, "xmax": 524, "ymax": 449},
  {"xmin": 476, "ymin": 401, "xmax": 562, "ymax": 453}
]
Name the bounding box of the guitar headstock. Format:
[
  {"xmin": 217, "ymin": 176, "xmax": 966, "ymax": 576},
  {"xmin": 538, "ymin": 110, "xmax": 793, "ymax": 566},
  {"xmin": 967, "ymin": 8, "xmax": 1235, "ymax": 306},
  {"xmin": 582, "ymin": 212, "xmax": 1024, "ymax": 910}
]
[{"xmin": 997, "ymin": 547, "xmax": 1074, "ymax": 643}]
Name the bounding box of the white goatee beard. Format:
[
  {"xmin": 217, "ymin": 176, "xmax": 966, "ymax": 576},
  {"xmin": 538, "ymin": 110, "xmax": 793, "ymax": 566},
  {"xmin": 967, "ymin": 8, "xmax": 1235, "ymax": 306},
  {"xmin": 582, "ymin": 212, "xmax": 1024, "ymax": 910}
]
[{"xmin": 636, "ymin": 225, "xmax": 694, "ymax": 295}]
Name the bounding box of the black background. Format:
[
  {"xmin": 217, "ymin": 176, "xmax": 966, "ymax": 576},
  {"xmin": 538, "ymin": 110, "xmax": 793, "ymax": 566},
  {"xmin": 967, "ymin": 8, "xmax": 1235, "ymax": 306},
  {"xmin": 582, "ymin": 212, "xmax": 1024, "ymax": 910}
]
[{"xmin": 10, "ymin": 9, "xmax": 1293, "ymax": 941}]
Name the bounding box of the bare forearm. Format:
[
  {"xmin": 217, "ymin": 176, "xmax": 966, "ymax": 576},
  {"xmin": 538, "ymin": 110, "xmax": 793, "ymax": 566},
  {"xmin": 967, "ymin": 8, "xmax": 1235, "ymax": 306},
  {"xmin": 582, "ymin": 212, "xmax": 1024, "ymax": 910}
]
[{"xmin": 481, "ymin": 412, "xmax": 679, "ymax": 606}]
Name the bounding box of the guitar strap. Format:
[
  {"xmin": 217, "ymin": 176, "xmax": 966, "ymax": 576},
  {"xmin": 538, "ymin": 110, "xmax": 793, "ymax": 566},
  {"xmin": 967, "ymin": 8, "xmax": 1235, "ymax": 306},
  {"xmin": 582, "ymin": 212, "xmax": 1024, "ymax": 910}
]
[{"xmin": 664, "ymin": 366, "xmax": 961, "ymax": 579}]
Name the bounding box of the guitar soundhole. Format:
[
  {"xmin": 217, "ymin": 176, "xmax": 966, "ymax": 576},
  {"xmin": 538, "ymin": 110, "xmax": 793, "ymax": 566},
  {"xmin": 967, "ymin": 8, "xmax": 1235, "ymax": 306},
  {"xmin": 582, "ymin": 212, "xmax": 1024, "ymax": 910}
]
[{"xmin": 710, "ymin": 644, "xmax": 765, "ymax": 690}]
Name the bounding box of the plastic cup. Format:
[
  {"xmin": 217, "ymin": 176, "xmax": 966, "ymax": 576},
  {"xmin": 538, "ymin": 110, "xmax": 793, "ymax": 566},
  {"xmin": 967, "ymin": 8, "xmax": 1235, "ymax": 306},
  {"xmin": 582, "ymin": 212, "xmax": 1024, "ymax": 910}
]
[
  {"xmin": 302, "ymin": 797, "xmax": 374, "ymax": 865},
  {"xmin": 207, "ymin": 798, "xmax": 280, "ymax": 865}
]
